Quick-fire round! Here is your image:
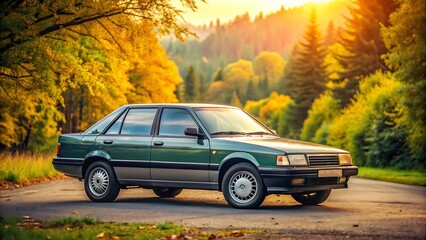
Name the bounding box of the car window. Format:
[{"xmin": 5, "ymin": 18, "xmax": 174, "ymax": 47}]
[
  {"xmin": 159, "ymin": 108, "xmax": 197, "ymax": 136},
  {"xmin": 194, "ymin": 107, "xmax": 272, "ymax": 135},
  {"xmin": 84, "ymin": 106, "xmax": 126, "ymax": 135},
  {"xmin": 120, "ymin": 108, "xmax": 157, "ymax": 135},
  {"xmin": 105, "ymin": 110, "xmax": 126, "ymax": 134}
]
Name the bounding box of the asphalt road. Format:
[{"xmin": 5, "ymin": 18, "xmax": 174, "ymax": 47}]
[{"xmin": 1, "ymin": 177, "xmax": 425, "ymax": 239}]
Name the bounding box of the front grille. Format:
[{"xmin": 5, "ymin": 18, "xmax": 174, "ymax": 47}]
[{"xmin": 308, "ymin": 154, "xmax": 339, "ymax": 167}]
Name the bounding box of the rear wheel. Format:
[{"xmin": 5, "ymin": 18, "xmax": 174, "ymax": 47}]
[
  {"xmin": 152, "ymin": 187, "xmax": 183, "ymax": 198},
  {"xmin": 84, "ymin": 161, "xmax": 120, "ymax": 202},
  {"xmin": 222, "ymin": 163, "xmax": 265, "ymax": 209},
  {"xmin": 291, "ymin": 190, "xmax": 331, "ymax": 205}
]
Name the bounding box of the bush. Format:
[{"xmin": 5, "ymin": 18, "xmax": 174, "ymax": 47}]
[
  {"xmin": 300, "ymin": 92, "xmax": 340, "ymax": 143},
  {"xmin": 328, "ymin": 71, "xmax": 413, "ymax": 168}
]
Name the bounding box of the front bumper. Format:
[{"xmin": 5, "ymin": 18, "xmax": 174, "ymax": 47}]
[{"xmin": 258, "ymin": 165, "xmax": 358, "ymax": 194}]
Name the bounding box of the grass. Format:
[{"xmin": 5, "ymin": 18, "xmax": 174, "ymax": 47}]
[
  {"xmin": 0, "ymin": 152, "xmax": 62, "ymax": 186},
  {"xmin": 358, "ymin": 167, "xmax": 426, "ymax": 186},
  {"xmin": 0, "ymin": 216, "xmax": 258, "ymax": 240}
]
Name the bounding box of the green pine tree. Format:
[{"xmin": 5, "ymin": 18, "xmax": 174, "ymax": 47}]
[
  {"xmin": 290, "ymin": 8, "xmax": 328, "ymax": 132},
  {"xmin": 184, "ymin": 65, "xmax": 198, "ymax": 102},
  {"xmin": 245, "ymin": 80, "xmax": 258, "ymax": 102},
  {"xmin": 198, "ymin": 72, "xmax": 206, "ymax": 102},
  {"xmin": 334, "ymin": 0, "xmax": 396, "ymax": 107},
  {"xmin": 230, "ymin": 90, "xmax": 242, "ymax": 108}
]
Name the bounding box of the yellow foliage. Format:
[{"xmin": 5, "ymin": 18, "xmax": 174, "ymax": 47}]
[
  {"xmin": 223, "ymin": 59, "xmax": 258, "ymax": 89},
  {"xmin": 244, "ymin": 92, "xmax": 293, "ymax": 132},
  {"xmin": 254, "ymin": 52, "xmax": 287, "ymax": 85}
]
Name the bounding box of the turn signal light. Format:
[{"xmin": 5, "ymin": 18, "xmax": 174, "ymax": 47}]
[{"xmin": 277, "ymin": 155, "xmax": 290, "ymax": 165}]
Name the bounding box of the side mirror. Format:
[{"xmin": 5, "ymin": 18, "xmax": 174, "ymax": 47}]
[{"xmin": 184, "ymin": 127, "xmax": 204, "ymax": 137}]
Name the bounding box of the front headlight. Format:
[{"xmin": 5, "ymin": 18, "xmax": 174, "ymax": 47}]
[
  {"xmin": 339, "ymin": 154, "xmax": 352, "ymax": 165},
  {"xmin": 288, "ymin": 154, "xmax": 308, "ymax": 166}
]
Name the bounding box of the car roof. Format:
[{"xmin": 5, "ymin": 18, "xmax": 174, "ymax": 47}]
[{"xmin": 124, "ymin": 103, "xmax": 239, "ymax": 109}]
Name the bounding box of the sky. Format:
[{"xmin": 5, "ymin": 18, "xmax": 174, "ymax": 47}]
[{"xmin": 175, "ymin": 0, "xmax": 333, "ymax": 25}]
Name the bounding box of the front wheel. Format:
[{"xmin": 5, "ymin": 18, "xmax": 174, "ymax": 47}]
[
  {"xmin": 291, "ymin": 190, "xmax": 331, "ymax": 205},
  {"xmin": 152, "ymin": 187, "xmax": 183, "ymax": 198},
  {"xmin": 222, "ymin": 163, "xmax": 266, "ymax": 209},
  {"xmin": 84, "ymin": 161, "xmax": 120, "ymax": 202}
]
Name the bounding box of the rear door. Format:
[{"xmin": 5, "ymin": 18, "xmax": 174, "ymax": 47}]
[
  {"xmin": 95, "ymin": 107, "xmax": 158, "ymax": 182},
  {"xmin": 150, "ymin": 107, "xmax": 211, "ymax": 187}
]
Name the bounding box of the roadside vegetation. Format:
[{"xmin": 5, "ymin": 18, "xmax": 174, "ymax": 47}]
[
  {"xmin": 0, "ymin": 215, "xmax": 257, "ymax": 240},
  {"xmin": 0, "ymin": 153, "xmax": 62, "ymax": 188},
  {"xmin": 358, "ymin": 167, "xmax": 426, "ymax": 186}
]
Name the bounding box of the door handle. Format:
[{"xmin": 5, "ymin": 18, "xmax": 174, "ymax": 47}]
[
  {"xmin": 153, "ymin": 141, "xmax": 164, "ymax": 146},
  {"xmin": 103, "ymin": 140, "xmax": 113, "ymax": 144}
]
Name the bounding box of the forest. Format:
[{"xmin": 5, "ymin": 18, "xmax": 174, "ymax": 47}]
[{"xmin": 0, "ymin": 0, "xmax": 425, "ymax": 170}]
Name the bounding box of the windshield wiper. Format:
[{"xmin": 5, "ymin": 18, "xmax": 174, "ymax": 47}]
[
  {"xmin": 246, "ymin": 131, "xmax": 275, "ymax": 136},
  {"xmin": 210, "ymin": 131, "xmax": 247, "ymax": 136}
]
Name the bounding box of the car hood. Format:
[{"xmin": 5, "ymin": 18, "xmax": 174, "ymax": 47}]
[{"xmin": 219, "ymin": 136, "xmax": 348, "ymax": 154}]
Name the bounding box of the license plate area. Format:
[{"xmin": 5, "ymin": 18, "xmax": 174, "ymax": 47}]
[{"xmin": 318, "ymin": 169, "xmax": 342, "ymax": 177}]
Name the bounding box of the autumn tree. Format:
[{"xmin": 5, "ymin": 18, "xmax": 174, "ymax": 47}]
[
  {"xmin": 334, "ymin": 0, "xmax": 397, "ymax": 107},
  {"xmin": 207, "ymin": 59, "xmax": 258, "ymax": 104},
  {"xmin": 0, "ymin": 0, "xmax": 201, "ymax": 151},
  {"xmin": 253, "ymin": 51, "xmax": 286, "ymax": 90}
]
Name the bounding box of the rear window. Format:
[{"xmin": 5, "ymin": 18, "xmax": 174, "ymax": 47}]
[{"xmin": 84, "ymin": 107, "xmax": 126, "ymax": 135}]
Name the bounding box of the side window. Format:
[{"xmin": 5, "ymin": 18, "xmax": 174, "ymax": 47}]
[
  {"xmin": 159, "ymin": 108, "xmax": 197, "ymax": 136},
  {"xmin": 85, "ymin": 107, "xmax": 125, "ymax": 135},
  {"xmin": 120, "ymin": 108, "xmax": 157, "ymax": 135},
  {"xmin": 105, "ymin": 110, "xmax": 126, "ymax": 134}
]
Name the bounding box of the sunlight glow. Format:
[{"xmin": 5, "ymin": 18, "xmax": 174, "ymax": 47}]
[{"xmin": 175, "ymin": 0, "xmax": 334, "ymax": 25}]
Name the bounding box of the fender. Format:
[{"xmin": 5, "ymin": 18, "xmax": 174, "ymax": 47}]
[
  {"xmin": 218, "ymin": 152, "xmax": 260, "ymax": 172},
  {"xmin": 84, "ymin": 150, "xmax": 112, "ymax": 162}
]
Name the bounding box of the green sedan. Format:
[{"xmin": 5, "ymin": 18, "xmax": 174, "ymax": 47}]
[{"xmin": 53, "ymin": 104, "xmax": 358, "ymax": 209}]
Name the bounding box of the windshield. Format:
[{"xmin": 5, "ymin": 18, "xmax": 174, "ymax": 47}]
[{"xmin": 194, "ymin": 107, "xmax": 274, "ymax": 136}]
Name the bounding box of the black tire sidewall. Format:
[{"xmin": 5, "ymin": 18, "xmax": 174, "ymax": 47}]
[
  {"xmin": 152, "ymin": 187, "xmax": 183, "ymax": 198},
  {"xmin": 222, "ymin": 163, "xmax": 265, "ymax": 209},
  {"xmin": 84, "ymin": 161, "xmax": 120, "ymax": 202},
  {"xmin": 291, "ymin": 190, "xmax": 331, "ymax": 205}
]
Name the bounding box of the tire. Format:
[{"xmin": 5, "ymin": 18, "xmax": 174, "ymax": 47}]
[
  {"xmin": 291, "ymin": 190, "xmax": 331, "ymax": 205},
  {"xmin": 84, "ymin": 161, "xmax": 120, "ymax": 202},
  {"xmin": 222, "ymin": 163, "xmax": 266, "ymax": 209},
  {"xmin": 152, "ymin": 187, "xmax": 183, "ymax": 198}
]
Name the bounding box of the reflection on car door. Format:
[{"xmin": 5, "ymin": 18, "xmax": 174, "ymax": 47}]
[
  {"xmin": 150, "ymin": 108, "xmax": 211, "ymax": 188},
  {"xmin": 95, "ymin": 108, "xmax": 157, "ymax": 182}
]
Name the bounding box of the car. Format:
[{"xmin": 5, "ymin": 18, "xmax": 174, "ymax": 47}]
[{"xmin": 53, "ymin": 104, "xmax": 358, "ymax": 209}]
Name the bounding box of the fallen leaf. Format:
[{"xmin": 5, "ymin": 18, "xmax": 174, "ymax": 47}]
[
  {"xmin": 208, "ymin": 234, "xmax": 216, "ymax": 240},
  {"xmin": 71, "ymin": 211, "xmax": 78, "ymax": 216},
  {"xmin": 137, "ymin": 226, "xmax": 145, "ymax": 230},
  {"xmin": 230, "ymin": 230, "xmax": 244, "ymax": 237},
  {"xmin": 66, "ymin": 227, "xmax": 73, "ymax": 231},
  {"xmin": 96, "ymin": 232, "xmax": 105, "ymax": 238}
]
